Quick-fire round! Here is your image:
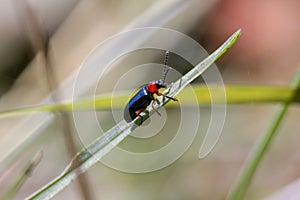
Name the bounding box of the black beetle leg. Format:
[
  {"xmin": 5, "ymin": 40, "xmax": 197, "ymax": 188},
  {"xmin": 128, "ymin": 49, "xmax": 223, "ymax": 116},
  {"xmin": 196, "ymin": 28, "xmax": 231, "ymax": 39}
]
[
  {"xmin": 135, "ymin": 109, "xmax": 146, "ymax": 126},
  {"xmin": 136, "ymin": 115, "xmax": 144, "ymax": 126},
  {"xmin": 152, "ymin": 100, "xmax": 161, "ymax": 116},
  {"xmin": 158, "ymin": 93, "xmax": 178, "ymax": 101},
  {"xmin": 164, "ymin": 83, "xmax": 174, "ymax": 95}
]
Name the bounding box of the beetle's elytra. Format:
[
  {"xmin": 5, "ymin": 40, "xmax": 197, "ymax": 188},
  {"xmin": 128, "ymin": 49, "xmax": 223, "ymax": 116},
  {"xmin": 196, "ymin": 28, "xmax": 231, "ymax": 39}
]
[{"xmin": 123, "ymin": 51, "xmax": 177, "ymax": 124}]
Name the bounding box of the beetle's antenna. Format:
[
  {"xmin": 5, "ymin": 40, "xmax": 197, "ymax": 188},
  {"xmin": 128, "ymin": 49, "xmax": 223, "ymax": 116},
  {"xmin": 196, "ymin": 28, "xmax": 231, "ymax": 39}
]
[{"xmin": 161, "ymin": 50, "xmax": 171, "ymax": 84}]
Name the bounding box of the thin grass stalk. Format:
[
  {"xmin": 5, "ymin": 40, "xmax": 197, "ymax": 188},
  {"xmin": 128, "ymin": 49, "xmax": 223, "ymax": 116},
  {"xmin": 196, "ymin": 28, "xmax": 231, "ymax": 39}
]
[
  {"xmin": 1, "ymin": 84, "xmax": 299, "ymax": 119},
  {"xmin": 226, "ymin": 67, "xmax": 300, "ymax": 200}
]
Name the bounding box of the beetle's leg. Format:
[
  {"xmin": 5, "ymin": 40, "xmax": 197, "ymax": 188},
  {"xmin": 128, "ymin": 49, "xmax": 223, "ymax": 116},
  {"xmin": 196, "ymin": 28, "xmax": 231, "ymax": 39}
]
[
  {"xmin": 152, "ymin": 100, "xmax": 161, "ymax": 116},
  {"xmin": 135, "ymin": 109, "xmax": 145, "ymax": 126},
  {"xmin": 136, "ymin": 115, "xmax": 143, "ymax": 126},
  {"xmin": 155, "ymin": 97, "xmax": 161, "ymax": 105},
  {"xmin": 158, "ymin": 93, "xmax": 178, "ymax": 101},
  {"xmin": 135, "ymin": 109, "xmax": 143, "ymax": 116},
  {"xmin": 164, "ymin": 83, "xmax": 172, "ymax": 95}
]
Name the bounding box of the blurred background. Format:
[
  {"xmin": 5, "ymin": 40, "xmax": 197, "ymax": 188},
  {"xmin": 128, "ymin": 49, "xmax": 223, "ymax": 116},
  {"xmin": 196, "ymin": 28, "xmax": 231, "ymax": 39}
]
[{"xmin": 0, "ymin": 0, "xmax": 299, "ymax": 199}]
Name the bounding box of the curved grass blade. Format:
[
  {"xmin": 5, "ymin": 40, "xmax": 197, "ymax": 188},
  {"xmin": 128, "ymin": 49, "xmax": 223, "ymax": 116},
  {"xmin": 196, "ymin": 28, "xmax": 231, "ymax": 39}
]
[
  {"xmin": 26, "ymin": 29, "xmax": 241, "ymax": 200},
  {"xmin": 226, "ymin": 67, "xmax": 300, "ymax": 200}
]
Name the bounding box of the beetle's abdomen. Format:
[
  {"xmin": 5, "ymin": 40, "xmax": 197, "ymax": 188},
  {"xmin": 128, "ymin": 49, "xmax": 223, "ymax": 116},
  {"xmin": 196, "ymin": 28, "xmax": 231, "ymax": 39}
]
[{"xmin": 123, "ymin": 87, "xmax": 153, "ymax": 122}]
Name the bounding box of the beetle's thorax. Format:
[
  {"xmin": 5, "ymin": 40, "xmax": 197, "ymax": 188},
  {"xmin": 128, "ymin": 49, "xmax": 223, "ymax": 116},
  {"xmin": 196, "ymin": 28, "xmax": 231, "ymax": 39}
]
[{"xmin": 146, "ymin": 81, "xmax": 158, "ymax": 93}]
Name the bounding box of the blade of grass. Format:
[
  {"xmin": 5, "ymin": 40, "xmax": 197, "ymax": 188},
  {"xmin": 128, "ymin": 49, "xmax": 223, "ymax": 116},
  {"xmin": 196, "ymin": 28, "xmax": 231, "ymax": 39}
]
[
  {"xmin": 0, "ymin": 84, "xmax": 299, "ymax": 119},
  {"xmin": 26, "ymin": 29, "xmax": 241, "ymax": 200},
  {"xmin": 175, "ymin": 84, "xmax": 300, "ymax": 105},
  {"xmin": 226, "ymin": 67, "xmax": 300, "ymax": 200},
  {"xmin": 0, "ymin": 0, "xmax": 209, "ymax": 179},
  {"xmin": 0, "ymin": 151, "xmax": 43, "ymax": 200}
]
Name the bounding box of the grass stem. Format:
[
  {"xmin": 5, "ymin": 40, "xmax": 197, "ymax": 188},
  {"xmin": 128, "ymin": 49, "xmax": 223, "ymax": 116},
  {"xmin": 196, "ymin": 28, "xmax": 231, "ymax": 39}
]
[{"xmin": 226, "ymin": 67, "xmax": 300, "ymax": 200}]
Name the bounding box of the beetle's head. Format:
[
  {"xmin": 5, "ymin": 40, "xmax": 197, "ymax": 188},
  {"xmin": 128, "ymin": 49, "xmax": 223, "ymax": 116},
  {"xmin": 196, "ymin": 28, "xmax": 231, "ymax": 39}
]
[{"xmin": 147, "ymin": 80, "xmax": 166, "ymax": 93}]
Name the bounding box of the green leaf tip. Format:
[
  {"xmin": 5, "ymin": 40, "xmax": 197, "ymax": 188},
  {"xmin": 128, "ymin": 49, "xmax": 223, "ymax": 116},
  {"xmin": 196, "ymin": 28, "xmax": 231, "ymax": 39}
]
[
  {"xmin": 228, "ymin": 28, "xmax": 242, "ymax": 48},
  {"xmin": 214, "ymin": 28, "xmax": 241, "ymax": 61}
]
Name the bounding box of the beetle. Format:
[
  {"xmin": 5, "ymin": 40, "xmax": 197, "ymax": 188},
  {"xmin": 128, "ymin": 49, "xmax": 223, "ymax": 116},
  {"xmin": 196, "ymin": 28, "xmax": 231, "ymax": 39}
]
[{"xmin": 123, "ymin": 51, "xmax": 177, "ymax": 124}]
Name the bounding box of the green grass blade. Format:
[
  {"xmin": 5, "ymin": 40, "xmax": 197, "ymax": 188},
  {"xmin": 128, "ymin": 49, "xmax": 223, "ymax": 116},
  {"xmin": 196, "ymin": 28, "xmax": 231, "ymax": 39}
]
[
  {"xmin": 165, "ymin": 29, "xmax": 241, "ymax": 99},
  {"xmin": 26, "ymin": 29, "xmax": 241, "ymax": 200},
  {"xmin": 226, "ymin": 67, "xmax": 300, "ymax": 200},
  {"xmin": 174, "ymin": 84, "xmax": 300, "ymax": 105},
  {"xmin": 0, "ymin": 84, "xmax": 299, "ymax": 119}
]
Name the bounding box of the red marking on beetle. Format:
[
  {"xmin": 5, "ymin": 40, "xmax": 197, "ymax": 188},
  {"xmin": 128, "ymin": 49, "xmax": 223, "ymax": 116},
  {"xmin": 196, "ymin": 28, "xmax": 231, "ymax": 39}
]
[{"xmin": 147, "ymin": 82, "xmax": 158, "ymax": 93}]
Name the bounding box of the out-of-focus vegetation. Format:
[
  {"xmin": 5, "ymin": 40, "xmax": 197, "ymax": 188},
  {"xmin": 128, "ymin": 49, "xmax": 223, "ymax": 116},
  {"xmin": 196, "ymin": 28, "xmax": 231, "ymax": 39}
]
[{"xmin": 0, "ymin": 0, "xmax": 299, "ymax": 199}]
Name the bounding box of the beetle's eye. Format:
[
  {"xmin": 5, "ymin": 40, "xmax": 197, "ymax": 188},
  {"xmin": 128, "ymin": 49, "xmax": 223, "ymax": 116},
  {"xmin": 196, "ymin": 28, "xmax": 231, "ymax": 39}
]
[{"xmin": 158, "ymin": 84, "xmax": 166, "ymax": 89}]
